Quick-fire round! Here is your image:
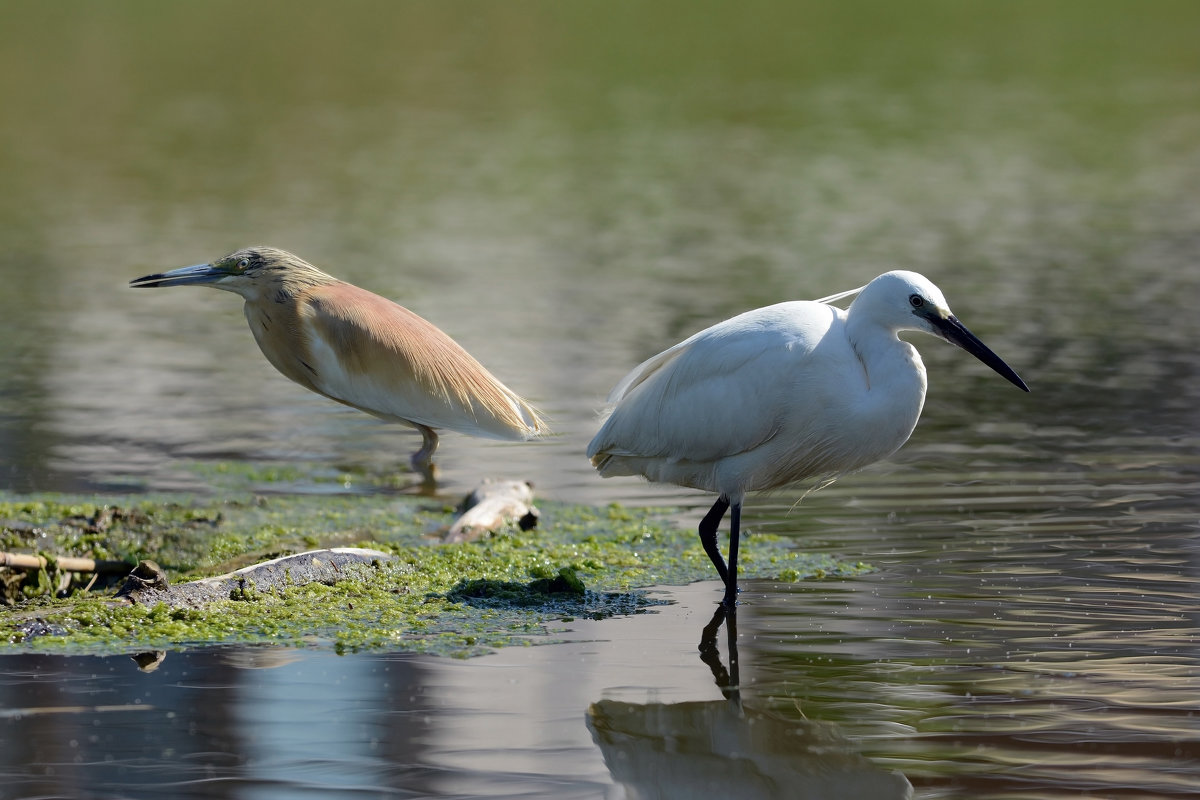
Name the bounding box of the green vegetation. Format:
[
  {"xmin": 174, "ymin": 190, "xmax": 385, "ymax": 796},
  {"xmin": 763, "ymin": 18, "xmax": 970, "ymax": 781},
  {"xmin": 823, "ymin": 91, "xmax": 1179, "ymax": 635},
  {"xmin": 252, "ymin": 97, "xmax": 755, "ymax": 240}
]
[{"xmin": 2, "ymin": 486, "xmax": 869, "ymax": 657}]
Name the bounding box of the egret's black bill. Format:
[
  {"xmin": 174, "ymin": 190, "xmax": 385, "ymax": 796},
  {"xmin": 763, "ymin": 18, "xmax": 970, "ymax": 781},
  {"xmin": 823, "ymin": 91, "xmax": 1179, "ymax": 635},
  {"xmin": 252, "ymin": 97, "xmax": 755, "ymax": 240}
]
[
  {"xmin": 129, "ymin": 263, "xmax": 221, "ymax": 288},
  {"xmin": 933, "ymin": 316, "xmax": 1029, "ymax": 392}
]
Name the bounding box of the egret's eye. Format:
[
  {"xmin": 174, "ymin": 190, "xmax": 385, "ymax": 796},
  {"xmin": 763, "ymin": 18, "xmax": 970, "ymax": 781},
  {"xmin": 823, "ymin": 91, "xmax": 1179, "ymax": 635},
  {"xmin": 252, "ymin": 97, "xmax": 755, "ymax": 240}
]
[
  {"xmin": 237, "ymin": 258, "xmax": 250, "ymax": 269},
  {"xmin": 909, "ymin": 294, "xmax": 924, "ymax": 308}
]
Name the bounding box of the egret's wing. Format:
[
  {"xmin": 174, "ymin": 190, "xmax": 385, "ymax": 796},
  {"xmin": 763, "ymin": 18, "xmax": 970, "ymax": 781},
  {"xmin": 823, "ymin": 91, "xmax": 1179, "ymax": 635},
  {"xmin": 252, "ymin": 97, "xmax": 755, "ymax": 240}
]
[
  {"xmin": 604, "ymin": 338, "xmax": 689, "ymax": 404},
  {"xmin": 297, "ymin": 283, "xmax": 544, "ymax": 439},
  {"xmin": 589, "ymin": 302, "xmax": 838, "ymax": 465}
]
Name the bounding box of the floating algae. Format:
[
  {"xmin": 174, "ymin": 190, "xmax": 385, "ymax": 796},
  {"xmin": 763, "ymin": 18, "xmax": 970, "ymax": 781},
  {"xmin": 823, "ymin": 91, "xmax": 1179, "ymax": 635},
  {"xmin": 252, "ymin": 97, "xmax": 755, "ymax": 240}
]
[{"xmin": 1, "ymin": 489, "xmax": 870, "ymax": 658}]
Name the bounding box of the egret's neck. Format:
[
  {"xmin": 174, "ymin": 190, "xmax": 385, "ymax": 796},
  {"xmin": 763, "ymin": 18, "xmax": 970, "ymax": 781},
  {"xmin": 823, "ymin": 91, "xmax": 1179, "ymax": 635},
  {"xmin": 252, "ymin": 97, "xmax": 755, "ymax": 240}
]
[{"xmin": 845, "ymin": 314, "xmax": 928, "ymax": 451}]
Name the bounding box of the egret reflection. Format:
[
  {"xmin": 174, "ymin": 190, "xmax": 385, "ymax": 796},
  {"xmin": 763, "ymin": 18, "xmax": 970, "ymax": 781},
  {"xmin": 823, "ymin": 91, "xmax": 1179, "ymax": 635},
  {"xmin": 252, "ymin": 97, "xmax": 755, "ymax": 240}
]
[{"xmin": 587, "ymin": 607, "xmax": 912, "ymax": 799}]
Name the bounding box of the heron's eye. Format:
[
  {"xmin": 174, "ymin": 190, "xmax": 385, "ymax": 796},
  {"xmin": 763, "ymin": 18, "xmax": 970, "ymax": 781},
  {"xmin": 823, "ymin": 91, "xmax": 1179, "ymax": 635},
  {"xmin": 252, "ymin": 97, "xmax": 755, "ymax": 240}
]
[
  {"xmin": 237, "ymin": 258, "xmax": 250, "ymax": 270},
  {"xmin": 909, "ymin": 294, "xmax": 924, "ymax": 308}
]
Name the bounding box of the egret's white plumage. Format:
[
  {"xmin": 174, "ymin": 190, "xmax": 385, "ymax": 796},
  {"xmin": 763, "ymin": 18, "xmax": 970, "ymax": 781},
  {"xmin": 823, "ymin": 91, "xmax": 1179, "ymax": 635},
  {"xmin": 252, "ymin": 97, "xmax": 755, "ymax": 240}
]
[
  {"xmin": 131, "ymin": 246, "xmax": 546, "ymax": 485},
  {"xmin": 588, "ymin": 270, "xmax": 1028, "ymax": 607}
]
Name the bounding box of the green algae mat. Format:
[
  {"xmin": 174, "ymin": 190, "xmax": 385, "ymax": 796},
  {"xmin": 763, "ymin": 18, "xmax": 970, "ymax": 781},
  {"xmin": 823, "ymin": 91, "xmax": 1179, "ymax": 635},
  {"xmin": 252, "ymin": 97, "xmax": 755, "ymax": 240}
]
[{"xmin": 1, "ymin": 488, "xmax": 868, "ymax": 658}]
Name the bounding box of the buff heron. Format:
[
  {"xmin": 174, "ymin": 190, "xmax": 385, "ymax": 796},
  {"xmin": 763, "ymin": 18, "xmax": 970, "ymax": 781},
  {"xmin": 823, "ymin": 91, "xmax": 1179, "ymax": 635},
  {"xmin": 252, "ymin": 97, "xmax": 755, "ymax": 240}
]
[
  {"xmin": 131, "ymin": 246, "xmax": 546, "ymax": 484},
  {"xmin": 587, "ymin": 270, "xmax": 1029, "ymax": 608}
]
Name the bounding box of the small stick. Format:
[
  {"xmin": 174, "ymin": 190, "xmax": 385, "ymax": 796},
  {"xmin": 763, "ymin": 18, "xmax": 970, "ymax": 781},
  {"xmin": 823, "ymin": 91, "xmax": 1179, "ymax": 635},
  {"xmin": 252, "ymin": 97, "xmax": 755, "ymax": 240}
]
[{"xmin": 0, "ymin": 552, "xmax": 133, "ymax": 574}]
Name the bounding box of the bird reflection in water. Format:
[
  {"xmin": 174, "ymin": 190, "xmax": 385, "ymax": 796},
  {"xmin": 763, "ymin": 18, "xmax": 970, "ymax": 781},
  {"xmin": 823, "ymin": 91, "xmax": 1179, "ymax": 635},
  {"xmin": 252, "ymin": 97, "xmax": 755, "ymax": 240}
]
[
  {"xmin": 587, "ymin": 607, "xmax": 912, "ymax": 799},
  {"xmin": 697, "ymin": 605, "xmax": 741, "ymax": 705}
]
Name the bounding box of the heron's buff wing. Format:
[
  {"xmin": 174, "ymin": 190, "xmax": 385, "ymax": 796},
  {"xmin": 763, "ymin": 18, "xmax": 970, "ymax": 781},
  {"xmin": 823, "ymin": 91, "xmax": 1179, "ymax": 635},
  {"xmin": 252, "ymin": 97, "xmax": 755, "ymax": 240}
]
[{"xmin": 298, "ymin": 283, "xmax": 544, "ymax": 439}]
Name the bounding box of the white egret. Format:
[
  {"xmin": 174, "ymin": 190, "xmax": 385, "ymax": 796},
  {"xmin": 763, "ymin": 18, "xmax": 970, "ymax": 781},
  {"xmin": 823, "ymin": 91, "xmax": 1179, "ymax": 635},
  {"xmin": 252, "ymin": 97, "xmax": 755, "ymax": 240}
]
[{"xmin": 587, "ymin": 270, "xmax": 1029, "ymax": 608}]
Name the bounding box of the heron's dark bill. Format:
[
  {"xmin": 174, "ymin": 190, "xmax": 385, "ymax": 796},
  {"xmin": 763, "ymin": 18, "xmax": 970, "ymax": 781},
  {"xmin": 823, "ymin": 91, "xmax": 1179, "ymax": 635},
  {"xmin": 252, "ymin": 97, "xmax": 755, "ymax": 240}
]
[
  {"xmin": 129, "ymin": 263, "xmax": 222, "ymax": 288},
  {"xmin": 933, "ymin": 316, "xmax": 1030, "ymax": 392}
]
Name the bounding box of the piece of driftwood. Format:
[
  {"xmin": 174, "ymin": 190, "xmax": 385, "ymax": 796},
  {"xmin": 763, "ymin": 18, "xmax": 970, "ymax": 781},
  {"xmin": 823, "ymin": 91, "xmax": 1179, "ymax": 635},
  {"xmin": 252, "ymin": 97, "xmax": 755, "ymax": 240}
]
[
  {"xmin": 444, "ymin": 479, "xmax": 539, "ymax": 543},
  {"xmin": 8, "ymin": 548, "xmax": 400, "ymax": 641},
  {"xmin": 115, "ymin": 547, "xmax": 397, "ymax": 609},
  {"xmin": 1, "ymin": 551, "xmax": 133, "ymax": 574}
]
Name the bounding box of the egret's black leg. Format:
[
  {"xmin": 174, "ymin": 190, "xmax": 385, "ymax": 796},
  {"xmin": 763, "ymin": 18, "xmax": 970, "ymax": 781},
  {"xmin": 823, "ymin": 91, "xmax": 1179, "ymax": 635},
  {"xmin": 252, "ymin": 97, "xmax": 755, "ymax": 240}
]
[
  {"xmin": 698, "ymin": 495, "xmax": 731, "ymax": 587},
  {"xmin": 722, "ymin": 502, "xmax": 741, "ymax": 608}
]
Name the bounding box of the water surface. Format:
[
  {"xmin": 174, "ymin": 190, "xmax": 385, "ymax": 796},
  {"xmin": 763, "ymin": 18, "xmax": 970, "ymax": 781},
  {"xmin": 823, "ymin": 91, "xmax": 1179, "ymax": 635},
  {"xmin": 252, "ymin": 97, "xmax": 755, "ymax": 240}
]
[{"xmin": 1, "ymin": 2, "xmax": 1197, "ymax": 798}]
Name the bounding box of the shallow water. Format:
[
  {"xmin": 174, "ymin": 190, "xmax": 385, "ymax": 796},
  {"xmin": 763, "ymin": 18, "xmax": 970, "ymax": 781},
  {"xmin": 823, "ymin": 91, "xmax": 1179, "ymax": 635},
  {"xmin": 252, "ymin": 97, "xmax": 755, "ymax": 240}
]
[{"xmin": 2, "ymin": 2, "xmax": 1198, "ymax": 798}]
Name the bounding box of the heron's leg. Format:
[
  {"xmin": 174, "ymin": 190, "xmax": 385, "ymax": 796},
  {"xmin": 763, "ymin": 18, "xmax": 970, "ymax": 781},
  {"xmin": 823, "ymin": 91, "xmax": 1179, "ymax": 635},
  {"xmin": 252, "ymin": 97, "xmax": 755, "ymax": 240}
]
[
  {"xmin": 722, "ymin": 502, "xmax": 741, "ymax": 608},
  {"xmin": 698, "ymin": 495, "xmax": 731, "ymax": 587},
  {"xmin": 410, "ymin": 425, "xmax": 440, "ymax": 485}
]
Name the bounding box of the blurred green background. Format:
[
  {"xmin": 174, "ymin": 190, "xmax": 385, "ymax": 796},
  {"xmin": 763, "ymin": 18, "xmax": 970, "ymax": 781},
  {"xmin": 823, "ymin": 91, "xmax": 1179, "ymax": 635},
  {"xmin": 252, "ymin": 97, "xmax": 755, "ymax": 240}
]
[{"xmin": 0, "ymin": 0, "xmax": 1196, "ymax": 496}]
